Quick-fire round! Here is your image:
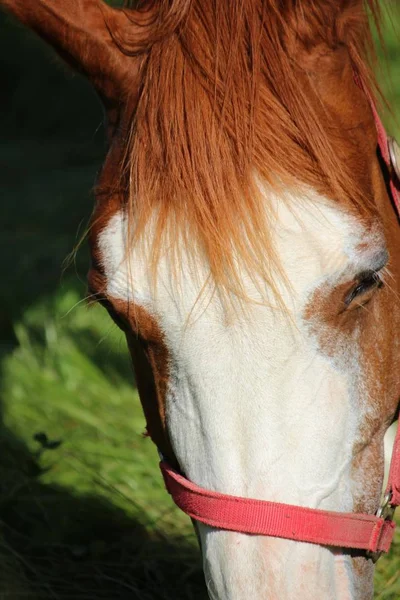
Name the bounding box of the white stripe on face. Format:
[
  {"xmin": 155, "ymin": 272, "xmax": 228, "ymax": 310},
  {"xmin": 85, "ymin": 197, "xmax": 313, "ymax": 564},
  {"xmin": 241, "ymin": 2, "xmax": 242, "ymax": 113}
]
[{"xmin": 98, "ymin": 188, "xmax": 386, "ymax": 600}]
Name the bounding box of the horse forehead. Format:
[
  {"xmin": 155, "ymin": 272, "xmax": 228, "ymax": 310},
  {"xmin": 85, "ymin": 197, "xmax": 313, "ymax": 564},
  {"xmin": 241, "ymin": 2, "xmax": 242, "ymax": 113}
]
[
  {"xmin": 95, "ymin": 194, "xmax": 384, "ymax": 461},
  {"xmin": 97, "ymin": 192, "xmax": 383, "ymax": 316}
]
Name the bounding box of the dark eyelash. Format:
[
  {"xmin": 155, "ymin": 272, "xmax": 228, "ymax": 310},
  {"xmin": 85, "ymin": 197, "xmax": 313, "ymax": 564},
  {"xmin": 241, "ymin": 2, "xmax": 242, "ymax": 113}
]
[
  {"xmin": 91, "ymin": 292, "xmax": 127, "ymax": 330},
  {"xmin": 345, "ymin": 271, "xmax": 383, "ymax": 306}
]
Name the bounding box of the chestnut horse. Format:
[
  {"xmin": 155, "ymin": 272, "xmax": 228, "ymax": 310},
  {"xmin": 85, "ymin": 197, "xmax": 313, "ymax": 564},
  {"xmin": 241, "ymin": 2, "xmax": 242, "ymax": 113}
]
[{"xmin": 1, "ymin": 1, "xmax": 399, "ymax": 598}]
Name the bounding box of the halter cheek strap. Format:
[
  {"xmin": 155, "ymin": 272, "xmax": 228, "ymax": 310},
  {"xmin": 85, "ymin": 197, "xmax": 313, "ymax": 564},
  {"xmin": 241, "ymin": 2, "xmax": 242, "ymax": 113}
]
[{"xmin": 369, "ymin": 99, "xmax": 400, "ymax": 217}]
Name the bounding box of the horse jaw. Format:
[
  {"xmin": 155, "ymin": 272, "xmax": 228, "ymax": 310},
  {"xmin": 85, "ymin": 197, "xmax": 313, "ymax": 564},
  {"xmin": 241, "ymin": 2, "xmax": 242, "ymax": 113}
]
[{"xmin": 96, "ymin": 187, "xmax": 389, "ymax": 600}]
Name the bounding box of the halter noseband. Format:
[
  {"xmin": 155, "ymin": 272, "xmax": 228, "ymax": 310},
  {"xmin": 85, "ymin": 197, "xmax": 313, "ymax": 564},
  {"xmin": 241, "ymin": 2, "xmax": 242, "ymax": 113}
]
[
  {"xmin": 160, "ymin": 458, "xmax": 396, "ymax": 560},
  {"xmin": 158, "ymin": 77, "xmax": 400, "ymax": 562}
]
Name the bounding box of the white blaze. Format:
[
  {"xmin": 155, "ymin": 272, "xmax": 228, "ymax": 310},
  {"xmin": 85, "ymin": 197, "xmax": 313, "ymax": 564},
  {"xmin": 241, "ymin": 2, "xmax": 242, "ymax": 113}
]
[{"xmin": 98, "ymin": 188, "xmax": 384, "ymax": 600}]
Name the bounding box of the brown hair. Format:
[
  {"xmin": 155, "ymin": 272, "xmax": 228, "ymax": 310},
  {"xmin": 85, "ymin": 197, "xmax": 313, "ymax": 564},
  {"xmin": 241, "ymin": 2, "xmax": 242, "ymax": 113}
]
[{"xmin": 113, "ymin": 0, "xmax": 383, "ymax": 302}]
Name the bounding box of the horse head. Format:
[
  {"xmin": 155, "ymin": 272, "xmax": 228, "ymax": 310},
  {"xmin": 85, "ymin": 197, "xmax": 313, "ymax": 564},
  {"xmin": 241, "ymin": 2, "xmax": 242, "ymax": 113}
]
[{"xmin": 3, "ymin": 0, "xmax": 399, "ymax": 597}]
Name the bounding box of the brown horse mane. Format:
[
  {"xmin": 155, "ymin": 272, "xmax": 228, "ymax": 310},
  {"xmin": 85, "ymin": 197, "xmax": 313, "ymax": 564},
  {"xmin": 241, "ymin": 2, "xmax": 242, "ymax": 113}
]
[{"xmin": 112, "ymin": 0, "xmax": 384, "ymax": 301}]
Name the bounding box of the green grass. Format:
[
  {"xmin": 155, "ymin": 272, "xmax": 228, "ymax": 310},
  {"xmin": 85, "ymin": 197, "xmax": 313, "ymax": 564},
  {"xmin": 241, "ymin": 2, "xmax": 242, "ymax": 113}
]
[
  {"xmin": 0, "ymin": 286, "xmax": 205, "ymax": 599},
  {"xmin": 0, "ymin": 4, "xmax": 399, "ymax": 599}
]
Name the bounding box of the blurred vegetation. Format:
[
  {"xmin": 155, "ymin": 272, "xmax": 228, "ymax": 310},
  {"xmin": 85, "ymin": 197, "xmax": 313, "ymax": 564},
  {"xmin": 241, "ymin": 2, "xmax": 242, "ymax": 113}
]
[
  {"xmin": 0, "ymin": 4, "xmax": 204, "ymax": 598},
  {"xmin": 0, "ymin": 2, "xmax": 399, "ymax": 599}
]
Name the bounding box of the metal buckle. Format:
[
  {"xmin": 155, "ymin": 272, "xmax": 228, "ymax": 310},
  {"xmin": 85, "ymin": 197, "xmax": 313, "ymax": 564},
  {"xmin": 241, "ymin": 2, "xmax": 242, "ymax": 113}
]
[
  {"xmin": 366, "ymin": 492, "xmax": 395, "ymax": 563},
  {"xmin": 388, "ymin": 136, "xmax": 400, "ymax": 181},
  {"xmin": 376, "ymin": 492, "xmax": 395, "ymax": 521}
]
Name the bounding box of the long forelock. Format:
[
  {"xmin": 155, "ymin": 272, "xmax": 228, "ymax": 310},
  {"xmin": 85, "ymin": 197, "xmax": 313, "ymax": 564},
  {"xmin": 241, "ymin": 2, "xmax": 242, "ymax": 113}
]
[{"xmin": 115, "ymin": 0, "xmax": 383, "ymax": 304}]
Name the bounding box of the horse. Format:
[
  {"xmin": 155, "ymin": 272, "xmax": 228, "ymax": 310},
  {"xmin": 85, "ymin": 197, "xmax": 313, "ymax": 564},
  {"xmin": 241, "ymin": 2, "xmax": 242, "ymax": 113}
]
[{"xmin": 1, "ymin": 1, "xmax": 399, "ymax": 598}]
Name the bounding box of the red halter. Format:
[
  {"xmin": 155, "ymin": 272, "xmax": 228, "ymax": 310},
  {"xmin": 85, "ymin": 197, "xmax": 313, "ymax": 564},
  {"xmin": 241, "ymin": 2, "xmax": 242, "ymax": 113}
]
[{"xmin": 159, "ymin": 84, "xmax": 400, "ymax": 561}]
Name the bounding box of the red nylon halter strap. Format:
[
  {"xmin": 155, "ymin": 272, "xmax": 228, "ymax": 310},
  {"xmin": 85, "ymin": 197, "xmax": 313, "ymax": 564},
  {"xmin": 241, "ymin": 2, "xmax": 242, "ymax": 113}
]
[
  {"xmin": 161, "ymin": 409, "xmax": 400, "ymax": 557},
  {"xmin": 369, "ymin": 97, "xmax": 400, "ymax": 217},
  {"xmin": 372, "ymin": 101, "xmax": 400, "ymax": 513},
  {"xmin": 159, "ymin": 94, "xmax": 400, "ymax": 557},
  {"xmin": 160, "ymin": 461, "xmax": 395, "ymax": 554},
  {"xmin": 387, "ymin": 422, "xmax": 400, "ymax": 508}
]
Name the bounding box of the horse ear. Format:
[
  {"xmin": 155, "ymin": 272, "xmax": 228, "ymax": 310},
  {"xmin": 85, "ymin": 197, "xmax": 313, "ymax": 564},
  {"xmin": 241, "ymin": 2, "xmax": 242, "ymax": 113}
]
[
  {"xmin": 0, "ymin": 0, "xmax": 152, "ymax": 130},
  {"xmin": 286, "ymin": 0, "xmax": 375, "ymax": 53},
  {"xmin": 281, "ymin": 0, "xmax": 377, "ymax": 83}
]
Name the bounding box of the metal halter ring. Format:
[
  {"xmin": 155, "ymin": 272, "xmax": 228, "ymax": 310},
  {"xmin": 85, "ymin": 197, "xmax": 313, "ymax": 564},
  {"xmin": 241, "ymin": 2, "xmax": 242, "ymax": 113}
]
[
  {"xmin": 366, "ymin": 492, "xmax": 395, "ymax": 563},
  {"xmin": 376, "ymin": 491, "xmax": 395, "ymax": 522},
  {"xmin": 388, "ymin": 136, "xmax": 400, "ymax": 181}
]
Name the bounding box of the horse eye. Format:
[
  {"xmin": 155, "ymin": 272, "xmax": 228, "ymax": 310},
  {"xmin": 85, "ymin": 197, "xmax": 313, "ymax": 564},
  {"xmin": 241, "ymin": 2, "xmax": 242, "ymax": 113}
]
[{"xmin": 345, "ymin": 271, "xmax": 383, "ymax": 306}]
